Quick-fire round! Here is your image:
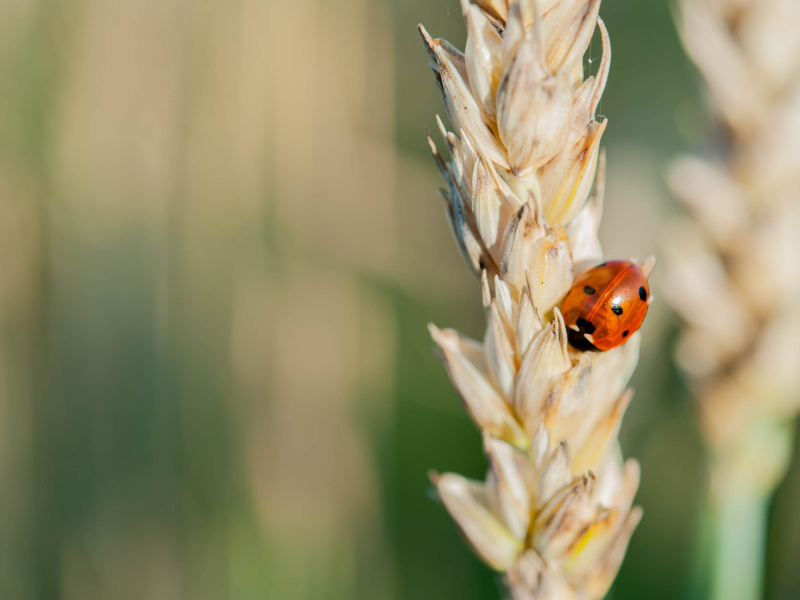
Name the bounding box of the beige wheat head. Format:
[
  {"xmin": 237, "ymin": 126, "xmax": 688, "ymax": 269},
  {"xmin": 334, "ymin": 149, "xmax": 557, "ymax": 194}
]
[
  {"xmin": 667, "ymin": 0, "xmax": 800, "ymax": 495},
  {"xmin": 420, "ymin": 1, "xmax": 649, "ymax": 598}
]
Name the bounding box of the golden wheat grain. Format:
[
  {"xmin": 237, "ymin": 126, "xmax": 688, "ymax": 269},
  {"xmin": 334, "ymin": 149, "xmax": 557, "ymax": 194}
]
[
  {"xmin": 666, "ymin": 1, "xmax": 800, "ymax": 599},
  {"xmin": 420, "ymin": 1, "xmax": 649, "ymax": 597}
]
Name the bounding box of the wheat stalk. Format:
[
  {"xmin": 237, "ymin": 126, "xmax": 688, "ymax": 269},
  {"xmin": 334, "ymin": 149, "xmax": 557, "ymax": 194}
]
[
  {"xmin": 666, "ymin": 1, "xmax": 800, "ymax": 598},
  {"xmin": 419, "ymin": 1, "xmax": 650, "ymax": 597}
]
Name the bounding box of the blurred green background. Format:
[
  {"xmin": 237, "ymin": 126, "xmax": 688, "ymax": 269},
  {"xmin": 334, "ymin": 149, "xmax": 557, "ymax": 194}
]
[{"xmin": 1, "ymin": 0, "xmax": 799, "ymax": 598}]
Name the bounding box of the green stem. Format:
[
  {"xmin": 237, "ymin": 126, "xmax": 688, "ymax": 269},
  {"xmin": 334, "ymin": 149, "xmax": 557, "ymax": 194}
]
[{"xmin": 708, "ymin": 471, "xmax": 769, "ymax": 600}]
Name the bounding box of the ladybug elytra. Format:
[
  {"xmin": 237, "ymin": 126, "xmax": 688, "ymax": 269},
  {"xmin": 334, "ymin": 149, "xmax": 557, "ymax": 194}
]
[{"xmin": 560, "ymin": 260, "xmax": 650, "ymax": 351}]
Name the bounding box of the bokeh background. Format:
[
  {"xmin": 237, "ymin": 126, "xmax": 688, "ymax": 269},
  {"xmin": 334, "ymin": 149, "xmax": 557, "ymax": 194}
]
[{"xmin": 1, "ymin": 0, "xmax": 800, "ymax": 598}]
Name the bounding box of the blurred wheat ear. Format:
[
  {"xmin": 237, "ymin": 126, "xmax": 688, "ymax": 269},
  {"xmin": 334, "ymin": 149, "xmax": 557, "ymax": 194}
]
[
  {"xmin": 665, "ymin": 1, "xmax": 800, "ymax": 599},
  {"xmin": 419, "ymin": 1, "xmax": 649, "ymax": 597}
]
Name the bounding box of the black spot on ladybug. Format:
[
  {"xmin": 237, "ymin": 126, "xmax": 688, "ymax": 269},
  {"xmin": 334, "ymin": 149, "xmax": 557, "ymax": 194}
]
[
  {"xmin": 622, "ymin": 330, "xmax": 629, "ymax": 338},
  {"xmin": 639, "ymin": 286, "xmax": 647, "ymax": 301},
  {"xmin": 598, "ymin": 262, "xmax": 607, "ymax": 268},
  {"xmin": 576, "ymin": 317, "xmax": 596, "ymax": 335},
  {"xmin": 584, "ymin": 285, "xmax": 596, "ymax": 295},
  {"xmin": 611, "ymin": 305, "xmax": 623, "ymax": 315}
]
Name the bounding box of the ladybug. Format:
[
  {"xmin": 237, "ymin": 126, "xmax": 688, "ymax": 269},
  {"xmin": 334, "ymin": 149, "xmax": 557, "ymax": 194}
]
[{"xmin": 560, "ymin": 260, "xmax": 650, "ymax": 351}]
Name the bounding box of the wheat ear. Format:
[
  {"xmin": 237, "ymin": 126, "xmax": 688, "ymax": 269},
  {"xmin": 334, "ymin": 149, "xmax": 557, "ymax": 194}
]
[
  {"xmin": 419, "ymin": 1, "xmax": 648, "ymax": 598},
  {"xmin": 666, "ymin": 1, "xmax": 800, "ymax": 599}
]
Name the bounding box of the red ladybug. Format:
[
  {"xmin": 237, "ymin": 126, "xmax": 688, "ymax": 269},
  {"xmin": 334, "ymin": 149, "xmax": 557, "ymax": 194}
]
[{"xmin": 560, "ymin": 260, "xmax": 650, "ymax": 351}]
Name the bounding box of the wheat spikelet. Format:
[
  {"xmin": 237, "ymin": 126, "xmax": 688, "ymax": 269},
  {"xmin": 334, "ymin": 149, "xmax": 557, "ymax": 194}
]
[
  {"xmin": 419, "ymin": 1, "xmax": 649, "ymax": 597},
  {"xmin": 666, "ymin": 0, "xmax": 800, "ymax": 597},
  {"xmin": 669, "ymin": 0, "xmax": 800, "ymax": 494}
]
